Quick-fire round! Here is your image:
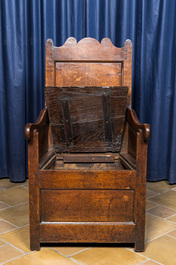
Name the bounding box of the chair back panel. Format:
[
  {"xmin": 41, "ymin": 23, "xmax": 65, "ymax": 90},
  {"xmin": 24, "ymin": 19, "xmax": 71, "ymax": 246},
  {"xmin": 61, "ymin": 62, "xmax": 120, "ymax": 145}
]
[
  {"xmin": 45, "ymin": 37, "xmax": 132, "ymax": 153},
  {"xmin": 55, "ymin": 62, "xmax": 122, "ymax": 87},
  {"xmin": 45, "ymin": 37, "xmax": 132, "ymax": 104}
]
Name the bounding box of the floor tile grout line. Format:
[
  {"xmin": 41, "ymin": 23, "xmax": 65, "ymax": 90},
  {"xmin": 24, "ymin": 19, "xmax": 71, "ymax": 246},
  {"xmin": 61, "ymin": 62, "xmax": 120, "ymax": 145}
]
[
  {"xmin": 146, "ymin": 211, "xmax": 176, "ymax": 221},
  {"xmin": 1, "ymin": 253, "xmax": 28, "ymax": 265},
  {"xmin": 0, "ymin": 218, "xmax": 19, "ymax": 228},
  {"xmin": 0, "ymin": 201, "xmax": 29, "ymax": 211},
  {"xmin": 0, "ymin": 238, "xmax": 27, "ymax": 255},
  {"xmin": 146, "ymin": 193, "xmax": 161, "ymax": 199},
  {"xmin": 146, "ymin": 185, "xmax": 176, "ymax": 193},
  {"xmin": 0, "ymin": 223, "xmax": 29, "ymax": 235},
  {"xmin": 146, "ymin": 226, "xmax": 176, "ymax": 243},
  {"xmin": 1, "ymin": 250, "xmax": 34, "ymax": 265},
  {"xmin": 127, "ymin": 248, "xmax": 163, "ymax": 265},
  {"xmin": 0, "ymin": 184, "xmax": 27, "ymax": 191},
  {"xmin": 50, "ymin": 248, "xmax": 85, "ymax": 265},
  {"xmin": 146, "ymin": 187, "xmax": 176, "ymax": 195},
  {"xmin": 162, "ymin": 189, "xmax": 176, "ymax": 193},
  {"xmin": 146, "ymin": 201, "xmax": 176, "ymax": 213},
  {"xmin": 69, "ymin": 257, "xmax": 85, "ymax": 265},
  {"xmin": 146, "ymin": 212, "xmax": 176, "ymax": 224},
  {"xmin": 146, "ymin": 204, "xmax": 176, "ymax": 218},
  {"xmin": 0, "ymin": 201, "xmax": 11, "ymax": 207},
  {"xmin": 50, "ymin": 247, "xmax": 72, "ymax": 257},
  {"xmin": 138, "ymin": 258, "xmax": 163, "ymax": 265},
  {"xmin": 22, "ymin": 186, "xmax": 29, "ymax": 189},
  {"xmin": 0, "ymin": 206, "xmax": 11, "ymax": 212},
  {"xmin": 167, "ymin": 234, "xmax": 176, "ymax": 239},
  {"xmin": 166, "ymin": 213, "xmax": 176, "ymax": 220},
  {"xmin": 0, "ymin": 243, "xmax": 8, "ymax": 248},
  {"xmin": 69, "ymin": 247, "xmax": 91, "ymax": 257},
  {"xmin": 146, "ymin": 205, "xmax": 160, "ymax": 212},
  {"xmin": 146, "ymin": 204, "xmax": 159, "ymax": 211},
  {"xmin": 125, "ymin": 247, "xmax": 146, "ymax": 257},
  {"xmin": 1, "ymin": 180, "xmax": 28, "ymax": 186},
  {"xmin": 136, "ymin": 259, "xmax": 151, "ymax": 265},
  {"xmin": 0, "ymin": 227, "xmax": 19, "ymax": 236}
]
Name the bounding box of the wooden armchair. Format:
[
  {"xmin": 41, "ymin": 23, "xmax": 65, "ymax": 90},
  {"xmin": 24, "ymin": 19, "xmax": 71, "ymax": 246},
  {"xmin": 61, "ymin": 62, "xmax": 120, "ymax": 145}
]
[{"xmin": 25, "ymin": 37, "xmax": 150, "ymax": 252}]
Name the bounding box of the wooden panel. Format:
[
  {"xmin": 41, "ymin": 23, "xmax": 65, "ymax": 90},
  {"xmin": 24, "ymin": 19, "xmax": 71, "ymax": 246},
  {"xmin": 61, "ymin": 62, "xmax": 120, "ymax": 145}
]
[
  {"xmin": 55, "ymin": 62, "xmax": 122, "ymax": 87},
  {"xmin": 51, "ymin": 120, "xmax": 105, "ymax": 152},
  {"xmin": 53, "ymin": 161, "xmax": 124, "ymax": 171},
  {"xmin": 28, "ymin": 131, "xmax": 40, "ymax": 251},
  {"xmin": 50, "ymin": 118, "xmax": 125, "ymax": 153},
  {"xmin": 52, "ymin": 38, "xmax": 125, "ymax": 61},
  {"xmin": 62, "ymin": 100, "xmax": 72, "ymax": 145},
  {"xmin": 40, "ymin": 222, "xmax": 135, "ymax": 243},
  {"xmin": 45, "ymin": 86, "xmax": 128, "ymax": 123},
  {"xmin": 39, "ymin": 150, "xmax": 55, "ymax": 169},
  {"xmin": 62, "ymin": 153, "xmax": 115, "ymax": 163},
  {"xmin": 103, "ymin": 93, "xmax": 112, "ymax": 142},
  {"xmin": 41, "ymin": 189, "xmax": 134, "ymax": 222},
  {"xmin": 45, "ymin": 38, "xmax": 133, "ymax": 105},
  {"xmin": 38, "ymin": 123, "xmax": 48, "ymax": 158},
  {"xmin": 38, "ymin": 170, "xmax": 136, "ymax": 189},
  {"xmin": 45, "ymin": 86, "xmax": 128, "ymax": 153},
  {"xmin": 128, "ymin": 124, "xmax": 137, "ymax": 158}
]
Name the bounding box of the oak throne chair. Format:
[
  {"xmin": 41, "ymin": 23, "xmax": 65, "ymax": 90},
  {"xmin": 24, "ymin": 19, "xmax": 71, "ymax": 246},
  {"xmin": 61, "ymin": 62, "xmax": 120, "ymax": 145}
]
[{"xmin": 25, "ymin": 37, "xmax": 150, "ymax": 252}]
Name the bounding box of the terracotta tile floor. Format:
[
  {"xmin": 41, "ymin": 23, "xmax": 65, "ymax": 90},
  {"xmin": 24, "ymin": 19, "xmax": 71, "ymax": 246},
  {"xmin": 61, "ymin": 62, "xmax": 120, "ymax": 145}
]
[{"xmin": 0, "ymin": 179, "xmax": 176, "ymax": 265}]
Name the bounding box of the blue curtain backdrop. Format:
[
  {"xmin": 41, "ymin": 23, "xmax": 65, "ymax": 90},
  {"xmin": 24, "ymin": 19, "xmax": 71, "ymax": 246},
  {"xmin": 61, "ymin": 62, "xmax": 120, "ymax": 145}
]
[{"xmin": 0, "ymin": 0, "xmax": 176, "ymax": 183}]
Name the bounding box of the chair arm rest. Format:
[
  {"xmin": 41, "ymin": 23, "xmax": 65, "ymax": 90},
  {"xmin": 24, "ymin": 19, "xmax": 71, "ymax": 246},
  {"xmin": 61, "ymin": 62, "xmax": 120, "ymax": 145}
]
[
  {"xmin": 25, "ymin": 108, "xmax": 49, "ymax": 140},
  {"xmin": 126, "ymin": 108, "xmax": 151, "ymax": 140}
]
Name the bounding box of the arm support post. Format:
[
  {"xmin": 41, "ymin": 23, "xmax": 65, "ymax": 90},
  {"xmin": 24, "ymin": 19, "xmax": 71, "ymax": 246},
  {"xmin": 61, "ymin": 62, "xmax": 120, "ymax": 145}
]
[
  {"xmin": 126, "ymin": 108, "xmax": 151, "ymax": 140},
  {"xmin": 25, "ymin": 108, "xmax": 51, "ymax": 159},
  {"xmin": 25, "ymin": 108, "xmax": 49, "ymax": 140}
]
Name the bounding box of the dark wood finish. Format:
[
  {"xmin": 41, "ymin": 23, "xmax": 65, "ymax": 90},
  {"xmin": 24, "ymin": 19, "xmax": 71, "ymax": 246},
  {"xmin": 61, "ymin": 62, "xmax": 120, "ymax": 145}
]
[
  {"xmin": 45, "ymin": 86, "xmax": 128, "ymax": 152},
  {"xmin": 45, "ymin": 37, "xmax": 132, "ymax": 105},
  {"xmin": 62, "ymin": 153, "xmax": 115, "ymax": 163},
  {"xmin": 126, "ymin": 108, "xmax": 151, "ymax": 140},
  {"xmin": 25, "ymin": 108, "xmax": 50, "ymax": 158},
  {"xmin": 41, "ymin": 190, "xmax": 134, "ymax": 222},
  {"xmin": 103, "ymin": 93, "xmax": 112, "ymax": 142},
  {"xmin": 25, "ymin": 37, "xmax": 150, "ymax": 252},
  {"xmin": 40, "ymin": 223, "xmax": 135, "ymax": 243},
  {"xmin": 27, "ymin": 131, "xmax": 40, "ymax": 251},
  {"xmin": 120, "ymin": 152, "xmax": 136, "ymax": 170},
  {"xmin": 38, "ymin": 170, "xmax": 137, "ymax": 189}
]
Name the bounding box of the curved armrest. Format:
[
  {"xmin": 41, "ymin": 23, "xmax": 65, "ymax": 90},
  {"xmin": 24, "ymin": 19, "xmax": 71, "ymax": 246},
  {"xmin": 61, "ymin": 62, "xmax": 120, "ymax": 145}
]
[
  {"xmin": 25, "ymin": 108, "xmax": 49, "ymax": 140},
  {"xmin": 126, "ymin": 108, "xmax": 151, "ymax": 140}
]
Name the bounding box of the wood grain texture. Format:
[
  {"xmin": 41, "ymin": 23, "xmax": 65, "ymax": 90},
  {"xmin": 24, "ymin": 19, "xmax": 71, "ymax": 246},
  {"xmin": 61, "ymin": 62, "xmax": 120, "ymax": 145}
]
[
  {"xmin": 62, "ymin": 153, "xmax": 115, "ymax": 163},
  {"xmin": 55, "ymin": 62, "xmax": 122, "ymax": 87},
  {"xmin": 41, "ymin": 190, "xmax": 134, "ymax": 222},
  {"xmin": 40, "ymin": 222, "xmax": 135, "ymax": 243},
  {"xmin": 126, "ymin": 108, "xmax": 151, "ymax": 140},
  {"xmin": 38, "ymin": 170, "xmax": 136, "ymax": 189},
  {"xmin": 28, "ymin": 131, "xmax": 40, "ymax": 251},
  {"xmin": 134, "ymin": 130, "xmax": 148, "ymax": 251},
  {"xmin": 45, "ymin": 86, "xmax": 128, "ymax": 152},
  {"xmin": 45, "ymin": 37, "xmax": 132, "ymax": 105},
  {"xmin": 25, "ymin": 37, "xmax": 150, "ymax": 252},
  {"xmin": 25, "ymin": 108, "xmax": 50, "ymax": 158}
]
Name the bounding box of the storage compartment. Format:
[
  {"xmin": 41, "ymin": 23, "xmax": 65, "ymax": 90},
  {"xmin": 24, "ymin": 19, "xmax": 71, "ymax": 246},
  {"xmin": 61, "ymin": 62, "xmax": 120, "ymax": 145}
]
[{"xmin": 41, "ymin": 189, "xmax": 134, "ymax": 222}]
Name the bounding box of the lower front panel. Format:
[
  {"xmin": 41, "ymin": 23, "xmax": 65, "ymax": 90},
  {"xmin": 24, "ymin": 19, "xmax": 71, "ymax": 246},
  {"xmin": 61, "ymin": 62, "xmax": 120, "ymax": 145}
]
[
  {"xmin": 40, "ymin": 222, "xmax": 135, "ymax": 243},
  {"xmin": 41, "ymin": 189, "xmax": 134, "ymax": 222}
]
